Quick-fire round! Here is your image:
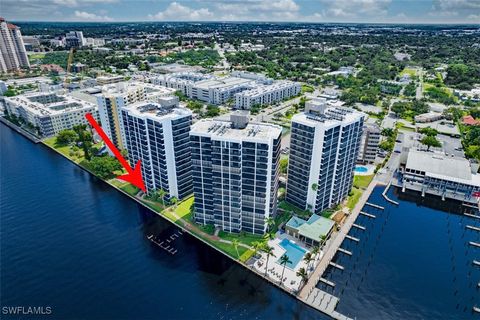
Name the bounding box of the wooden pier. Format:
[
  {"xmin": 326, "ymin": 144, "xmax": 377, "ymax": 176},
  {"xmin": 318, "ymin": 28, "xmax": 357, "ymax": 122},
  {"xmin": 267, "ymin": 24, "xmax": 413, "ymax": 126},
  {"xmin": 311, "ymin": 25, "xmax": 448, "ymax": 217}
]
[{"xmin": 147, "ymin": 232, "xmax": 183, "ymax": 255}]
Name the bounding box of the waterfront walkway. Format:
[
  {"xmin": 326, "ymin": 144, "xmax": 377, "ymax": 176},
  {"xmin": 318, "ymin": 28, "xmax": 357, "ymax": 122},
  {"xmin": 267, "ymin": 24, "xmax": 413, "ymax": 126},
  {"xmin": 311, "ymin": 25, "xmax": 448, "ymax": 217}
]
[{"xmin": 298, "ymin": 180, "xmax": 380, "ymax": 319}]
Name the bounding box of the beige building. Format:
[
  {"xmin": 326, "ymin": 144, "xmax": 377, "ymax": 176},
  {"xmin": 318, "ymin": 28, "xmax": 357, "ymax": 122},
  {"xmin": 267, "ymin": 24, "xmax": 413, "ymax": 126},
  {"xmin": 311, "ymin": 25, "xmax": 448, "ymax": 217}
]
[{"xmin": 0, "ymin": 17, "xmax": 30, "ymax": 73}]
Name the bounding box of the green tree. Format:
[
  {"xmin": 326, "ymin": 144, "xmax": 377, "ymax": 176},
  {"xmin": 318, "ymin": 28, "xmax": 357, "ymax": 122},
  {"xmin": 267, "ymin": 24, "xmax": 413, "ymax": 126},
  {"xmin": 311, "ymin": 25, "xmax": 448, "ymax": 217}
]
[
  {"xmin": 170, "ymin": 196, "xmax": 178, "ymax": 209},
  {"xmin": 419, "ymin": 127, "xmax": 438, "ymax": 137},
  {"xmin": 303, "ymin": 252, "xmax": 313, "ymax": 271},
  {"xmin": 420, "ymin": 135, "xmax": 442, "ymax": 151},
  {"xmin": 261, "ymin": 245, "xmax": 276, "ymax": 276},
  {"xmin": 157, "ymin": 189, "xmax": 167, "ymax": 207},
  {"xmin": 279, "ymin": 254, "xmax": 292, "ymax": 285},
  {"xmin": 56, "ymin": 129, "xmax": 77, "ymax": 145},
  {"xmin": 296, "ymin": 267, "xmax": 308, "ymax": 285},
  {"xmin": 232, "ymin": 239, "xmax": 240, "ymax": 259},
  {"xmin": 265, "ymin": 217, "xmax": 275, "ymax": 233},
  {"xmin": 87, "ymin": 156, "xmax": 122, "ymax": 179},
  {"xmin": 280, "ymin": 157, "xmax": 288, "ymax": 174}
]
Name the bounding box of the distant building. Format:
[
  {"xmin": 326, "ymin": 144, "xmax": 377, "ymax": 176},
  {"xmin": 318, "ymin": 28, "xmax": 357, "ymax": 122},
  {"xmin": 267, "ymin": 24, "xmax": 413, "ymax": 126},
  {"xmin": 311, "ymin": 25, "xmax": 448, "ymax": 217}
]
[
  {"xmin": 190, "ymin": 112, "xmax": 282, "ymax": 234},
  {"xmin": 4, "ymin": 92, "xmax": 98, "ymax": 136},
  {"xmin": 462, "ymin": 115, "xmax": 480, "ymax": 126},
  {"xmin": 72, "ymin": 63, "xmax": 87, "ymax": 73},
  {"xmin": 65, "ymin": 31, "xmax": 85, "ymax": 49},
  {"xmin": 96, "ymin": 75, "xmax": 124, "ymax": 85},
  {"xmin": 286, "ymin": 98, "xmax": 364, "ymax": 214},
  {"xmin": 415, "ymin": 112, "xmax": 443, "ymax": 123},
  {"xmin": 0, "ymin": 17, "xmax": 30, "ymax": 73},
  {"xmin": 0, "ymin": 80, "xmax": 7, "ymax": 95},
  {"xmin": 234, "ymin": 80, "xmax": 301, "ymax": 109},
  {"xmin": 121, "ymin": 102, "xmax": 193, "ymax": 198},
  {"xmin": 397, "ymin": 150, "xmax": 480, "ymax": 204},
  {"xmin": 95, "ymin": 82, "xmax": 146, "ymax": 150},
  {"xmin": 22, "ymin": 36, "xmax": 40, "ymax": 51},
  {"xmin": 358, "ymin": 124, "xmax": 381, "ymax": 164}
]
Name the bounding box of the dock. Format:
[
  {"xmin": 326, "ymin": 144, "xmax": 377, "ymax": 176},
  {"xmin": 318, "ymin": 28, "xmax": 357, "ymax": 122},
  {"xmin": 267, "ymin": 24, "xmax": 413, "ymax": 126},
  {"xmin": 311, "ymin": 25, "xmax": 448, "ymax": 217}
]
[
  {"xmin": 469, "ymin": 241, "xmax": 480, "ymax": 248},
  {"xmin": 365, "ymin": 202, "xmax": 384, "ymax": 210},
  {"xmin": 329, "ymin": 262, "xmax": 345, "ymax": 271},
  {"xmin": 360, "ymin": 211, "xmax": 376, "ymax": 218},
  {"xmin": 464, "ymin": 212, "xmax": 480, "ymax": 220},
  {"xmin": 473, "ymin": 260, "xmax": 480, "ymax": 267},
  {"xmin": 319, "ymin": 277, "xmax": 335, "ymax": 287},
  {"xmin": 298, "ymin": 180, "xmax": 379, "ymax": 319},
  {"xmin": 147, "ymin": 233, "xmax": 181, "ymax": 255},
  {"xmin": 352, "ymin": 223, "xmax": 366, "ymax": 230},
  {"xmin": 345, "ymin": 234, "xmax": 360, "ymax": 242},
  {"xmin": 474, "ymin": 306, "xmax": 480, "ymax": 314},
  {"xmin": 338, "ymin": 247, "xmax": 353, "ymax": 256},
  {"xmin": 466, "ymin": 225, "xmax": 480, "ymax": 232}
]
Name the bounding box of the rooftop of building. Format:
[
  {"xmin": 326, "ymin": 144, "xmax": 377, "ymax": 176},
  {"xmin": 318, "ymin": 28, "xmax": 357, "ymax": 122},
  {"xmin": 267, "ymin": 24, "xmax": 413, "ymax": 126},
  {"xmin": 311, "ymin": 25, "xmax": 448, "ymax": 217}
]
[
  {"xmin": 121, "ymin": 101, "xmax": 191, "ymax": 121},
  {"xmin": 194, "ymin": 76, "xmax": 253, "ymax": 90},
  {"xmin": 405, "ymin": 149, "xmax": 480, "ymax": 186},
  {"xmin": 5, "ymin": 92, "xmax": 95, "ymax": 117},
  {"xmin": 286, "ymin": 214, "xmax": 335, "ymax": 241},
  {"xmin": 292, "ymin": 98, "xmax": 364, "ymax": 128},
  {"xmin": 235, "ymin": 80, "xmax": 299, "ymax": 97},
  {"xmin": 190, "ymin": 114, "xmax": 282, "ymax": 142}
]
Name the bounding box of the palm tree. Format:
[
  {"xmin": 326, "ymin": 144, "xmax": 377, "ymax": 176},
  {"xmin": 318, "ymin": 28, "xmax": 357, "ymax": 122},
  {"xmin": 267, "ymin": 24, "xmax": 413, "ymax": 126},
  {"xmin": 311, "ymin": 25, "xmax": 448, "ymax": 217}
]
[
  {"xmin": 296, "ymin": 267, "xmax": 308, "ymax": 285},
  {"xmin": 265, "ymin": 216, "xmax": 275, "ymax": 232},
  {"xmin": 261, "ymin": 245, "xmax": 276, "ymax": 276},
  {"xmin": 251, "ymin": 241, "xmax": 263, "ymax": 259},
  {"xmin": 311, "ymin": 245, "xmax": 320, "ymax": 260},
  {"xmin": 157, "ymin": 189, "xmax": 167, "ymax": 207},
  {"xmin": 170, "ymin": 196, "xmax": 178, "ymax": 209},
  {"xmin": 232, "ymin": 239, "xmax": 240, "ymax": 259},
  {"xmin": 263, "ymin": 232, "xmax": 275, "ymax": 242},
  {"xmin": 303, "ymin": 252, "xmax": 313, "ymax": 271},
  {"xmin": 319, "ymin": 234, "xmax": 327, "ymax": 249},
  {"xmin": 279, "ymin": 254, "xmax": 291, "ymax": 285}
]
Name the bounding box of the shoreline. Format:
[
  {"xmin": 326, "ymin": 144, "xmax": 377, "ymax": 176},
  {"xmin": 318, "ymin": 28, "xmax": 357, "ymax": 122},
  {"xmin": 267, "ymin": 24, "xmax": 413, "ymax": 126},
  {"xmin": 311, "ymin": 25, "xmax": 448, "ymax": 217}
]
[{"xmin": 1, "ymin": 118, "xmax": 379, "ymax": 319}]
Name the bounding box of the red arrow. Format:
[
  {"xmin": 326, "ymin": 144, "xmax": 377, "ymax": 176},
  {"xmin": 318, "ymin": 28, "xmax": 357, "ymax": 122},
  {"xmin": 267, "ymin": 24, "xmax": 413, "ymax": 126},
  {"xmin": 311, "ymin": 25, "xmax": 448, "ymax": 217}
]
[{"xmin": 85, "ymin": 113, "xmax": 146, "ymax": 192}]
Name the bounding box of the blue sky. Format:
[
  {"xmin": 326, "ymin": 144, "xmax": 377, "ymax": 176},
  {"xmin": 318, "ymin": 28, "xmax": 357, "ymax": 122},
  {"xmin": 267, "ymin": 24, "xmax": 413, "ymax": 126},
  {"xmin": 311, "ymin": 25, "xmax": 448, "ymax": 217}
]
[{"xmin": 3, "ymin": 0, "xmax": 480, "ymax": 23}]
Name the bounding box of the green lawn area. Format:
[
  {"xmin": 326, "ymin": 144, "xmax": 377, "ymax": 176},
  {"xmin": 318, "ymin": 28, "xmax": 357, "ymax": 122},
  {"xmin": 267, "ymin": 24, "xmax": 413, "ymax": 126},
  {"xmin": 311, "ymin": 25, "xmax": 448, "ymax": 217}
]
[
  {"xmin": 353, "ymin": 174, "xmax": 374, "ymax": 189},
  {"xmin": 218, "ymin": 230, "xmax": 263, "ymax": 247},
  {"xmin": 278, "ymin": 200, "xmax": 310, "ymax": 218},
  {"xmin": 400, "ymin": 67, "xmax": 417, "ymax": 77},
  {"xmin": 43, "ymin": 137, "xmax": 85, "ymax": 163},
  {"xmin": 301, "ymin": 84, "xmax": 315, "ymax": 93},
  {"xmin": 346, "ymin": 188, "xmax": 363, "ymax": 210},
  {"xmin": 163, "ymin": 196, "xmax": 194, "ymax": 222}
]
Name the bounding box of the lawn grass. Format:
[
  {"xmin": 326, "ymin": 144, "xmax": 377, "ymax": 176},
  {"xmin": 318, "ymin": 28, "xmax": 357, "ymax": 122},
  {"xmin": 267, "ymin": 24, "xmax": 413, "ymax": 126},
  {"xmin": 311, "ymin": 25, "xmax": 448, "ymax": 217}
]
[
  {"xmin": 353, "ymin": 174, "xmax": 374, "ymax": 189},
  {"xmin": 278, "ymin": 200, "xmax": 310, "ymax": 218},
  {"xmin": 218, "ymin": 231, "xmax": 264, "ymax": 247},
  {"xmin": 163, "ymin": 197, "xmax": 194, "ymax": 222},
  {"xmin": 301, "ymin": 84, "xmax": 315, "ymax": 93},
  {"xmin": 400, "ymin": 67, "xmax": 417, "ymax": 77},
  {"xmin": 43, "ymin": 137, "xmax": 85, "ymax": 163},
  {"xmin": 346, "ymin": 188, "xmax": 362, "ymax": 210}
]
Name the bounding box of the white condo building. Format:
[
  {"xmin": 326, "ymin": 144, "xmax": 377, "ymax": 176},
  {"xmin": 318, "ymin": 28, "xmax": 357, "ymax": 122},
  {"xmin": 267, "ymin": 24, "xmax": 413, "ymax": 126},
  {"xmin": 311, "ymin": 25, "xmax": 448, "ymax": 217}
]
[
  {"xmin": 0, "ymin": 17, "xmax": 30, "ymax": 73},
  {"xmin": 154, "ymin": 71, "xmax": 300, "ymax": 108},
  {"xmin": 286, "ymin": 98, "xmax": 364, "ymax": 214},
  {"xmin": 121, "ymin": 102, "xmax": 193, "ymax": 198},
  {"xmin": 190, "ymin": 112, "xmax": 282, "ymax": 234},
  {"xmin": 4, "ymin": 92, "xmax": 98, "ymax": 137},
  {"xmin": 357, "ymin": 124, "xmax": 381, "ymax": 164}
]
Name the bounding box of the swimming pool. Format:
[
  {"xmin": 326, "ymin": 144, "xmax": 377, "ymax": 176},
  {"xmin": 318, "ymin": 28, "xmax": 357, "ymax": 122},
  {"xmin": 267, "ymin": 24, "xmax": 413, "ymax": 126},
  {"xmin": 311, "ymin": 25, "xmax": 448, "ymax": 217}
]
[
  {"xmin": 354, "ymin": 165, "xmax": 368, "ymax": 173},
  {"xmin": 278, "ymin": 238, "xmax": 307, "ymax": 269}
]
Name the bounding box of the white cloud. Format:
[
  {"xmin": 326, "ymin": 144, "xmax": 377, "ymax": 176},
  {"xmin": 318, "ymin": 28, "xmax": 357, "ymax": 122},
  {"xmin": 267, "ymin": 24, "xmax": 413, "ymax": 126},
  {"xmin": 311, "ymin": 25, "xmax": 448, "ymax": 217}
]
[
  {"xmin": 320, "ymin": 0, "xmax": 392, "ymax": 18},
  {"xmin": 215, "ymin": 0, "xmax": 300, "ymax": 21},
  {"xmin": 74, "ymin": 10, "xmax": 114, "ymax": 22},
  {"xmin": 54, "ymin": 0, "xmax": 117, "ymax": 7},
  {"xmin": 431, "ymin": 0, "xmax": 480, "ymax": 17},
  {"xmin": 149, "ymin": 2, "xmax": 214, "ymax": 21}
]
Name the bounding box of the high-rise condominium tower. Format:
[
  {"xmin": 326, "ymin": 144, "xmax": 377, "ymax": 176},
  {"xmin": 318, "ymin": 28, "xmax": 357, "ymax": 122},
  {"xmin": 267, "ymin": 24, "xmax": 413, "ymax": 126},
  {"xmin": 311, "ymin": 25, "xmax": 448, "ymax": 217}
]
[
  {"xmin": 121, "ymin": 102, "xmax": 193, "ymax": 199},
  {"xmin": 286, "ymin": 98, "xmax": 364, "ymax": 214},
  {"xmin": 190, "ymin": 112, "xmax": 281, "ymax": 234},
  {"xmin": 0, "ymin": 17, "xmax": 30, "ymax": 73}
]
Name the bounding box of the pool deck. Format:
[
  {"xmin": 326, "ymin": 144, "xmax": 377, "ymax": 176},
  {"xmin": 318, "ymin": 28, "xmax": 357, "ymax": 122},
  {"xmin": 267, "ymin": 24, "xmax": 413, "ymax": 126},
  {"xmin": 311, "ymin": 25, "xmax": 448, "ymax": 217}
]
[{"xmin": 354, "ymin": 164, "xmax": 375, "ymax": 176}]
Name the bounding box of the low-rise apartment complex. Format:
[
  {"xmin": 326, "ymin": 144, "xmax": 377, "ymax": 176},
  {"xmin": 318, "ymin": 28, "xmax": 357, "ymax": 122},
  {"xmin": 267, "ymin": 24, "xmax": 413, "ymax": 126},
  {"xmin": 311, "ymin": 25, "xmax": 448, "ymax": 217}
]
[
  {"xmin": 357, "ymin": 124, "xmax": 381, "ymax": 164},
  {"xmin": 4, "ymin": 92, "xmax": 98, "ymax": 136}
]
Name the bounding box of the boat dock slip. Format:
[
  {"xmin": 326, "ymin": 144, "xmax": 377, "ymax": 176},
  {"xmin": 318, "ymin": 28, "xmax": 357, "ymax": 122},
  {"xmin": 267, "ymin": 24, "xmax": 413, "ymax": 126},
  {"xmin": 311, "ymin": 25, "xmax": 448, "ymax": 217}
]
[
  {"xmin": 474, "ymin": 306, "xmax": 480, "ymax": 314},
  {"xmin": 464, "ymin": 212, "xmax": 480, "ymax": 220},
  {"xmin": 473, "ymin": 260, "xmax": 480, "ymax": 267},
  {"xmin": 304, "ymin": 288, "xmax": 352, "ymax": 320},
  {"xmin": 338, "ymin": 247, "xmax": 353, "ymax": 256},
  {"xmin": 466, "ymin": 225, "xmax": 480, "ymax": 232},
  {"xmin": 365, "ymin": 202, "xmax": 384, "ymax": 210},
  {"xmin": 352, "ymin": 224, "xmax": 366, "ymax": 230},
  {"xmin": 319, "ymin": 277, "xmax": 335, "ymax": 287},
  {"xmin": 345, "ymin": 234, "xmax": 360, "ymax": 242},
  {"xmin": 329, "ymin": 262, "xmax": 345, "ymax": 270},
  {"xmin": 469, "ymin": 241, "xmax": 480, "ymax": 248},
  {"xmin": 360, "ymin": 211, "xmax": 376, "ymax": 218}
]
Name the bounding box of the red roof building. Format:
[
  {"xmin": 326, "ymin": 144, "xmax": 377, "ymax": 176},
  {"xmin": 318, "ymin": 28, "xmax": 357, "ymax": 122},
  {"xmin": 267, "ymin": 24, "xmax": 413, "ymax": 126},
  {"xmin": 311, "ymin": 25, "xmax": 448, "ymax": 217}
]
[{"xmin": 462, "ymin": 115, "xmax": 480, "ymax": 126}]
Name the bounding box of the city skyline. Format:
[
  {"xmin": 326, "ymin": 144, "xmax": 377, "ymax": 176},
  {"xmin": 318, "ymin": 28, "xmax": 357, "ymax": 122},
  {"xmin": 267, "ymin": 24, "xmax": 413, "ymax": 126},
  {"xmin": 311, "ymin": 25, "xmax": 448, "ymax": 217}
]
[{"xmin": 2, "ymin": 0, "xmax": 480, "ymax": 24}]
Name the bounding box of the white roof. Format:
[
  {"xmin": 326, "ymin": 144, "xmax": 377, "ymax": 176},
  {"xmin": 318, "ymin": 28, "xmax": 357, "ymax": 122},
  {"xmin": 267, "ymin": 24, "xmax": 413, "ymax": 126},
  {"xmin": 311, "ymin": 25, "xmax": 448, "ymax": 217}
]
[
  {"xmin": 190, "ymin": 118, "xmax": 282, "ymax": 143},
  {"xmin": 121, "ymin": 102, "xmax": 191, "ymax": 122},
  {"xmin": 406, "ymin": 150, "xmax": 479, "ymax": 186}
]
